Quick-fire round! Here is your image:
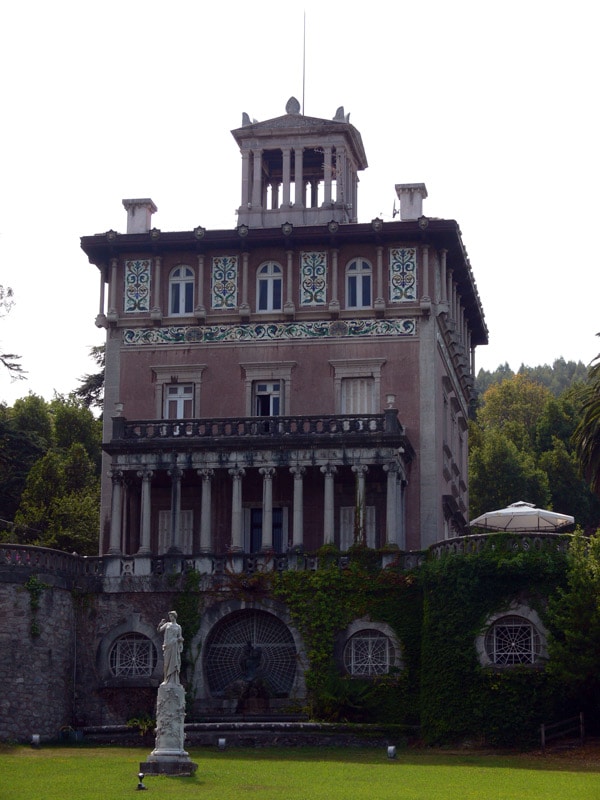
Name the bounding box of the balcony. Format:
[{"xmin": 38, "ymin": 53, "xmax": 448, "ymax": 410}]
[{"xmin": 108, "ymin": 410, "xmax": 412, "ymax": 455}]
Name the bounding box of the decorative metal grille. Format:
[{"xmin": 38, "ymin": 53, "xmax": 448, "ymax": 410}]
[
  {"xmin": 343, "ymin": 630, "xmax": 392, "ymax": 676},
  {"xmin": 109, "ymin": 633, "xmax": 157, "ymax": 677},
  {"xmin": 204, "ymin": 610, "xmax": 297, "ymax": 696},
  {"xmin": 484, "ymin": 615, "xmax": 541, "ymax": 665}
]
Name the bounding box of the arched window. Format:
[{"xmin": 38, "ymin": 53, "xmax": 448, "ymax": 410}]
[
  {"xmin": 204, "ymin": 610, "xmax": 297, "ymax": 697},
  {"xmin": 343, "ymin": 629, "xmax": 394, "ymax": 676},
  {"xmin": 256, "ymin": 262, "xmax": 282, "ymax": 311},
  {"xmin": 346, "ymin": 259, "xmax": 372, "ymax": 309},
  {"xmin": 169, "ymin": 266, "xmax": 194, "ymax": 315},
  {"xmin": 109, "ymin": 633, "xmax": 157, "ymax": 677},
  {"xmin": 484, "ymin": 615, "xmax": 542, "ymax": 665}
]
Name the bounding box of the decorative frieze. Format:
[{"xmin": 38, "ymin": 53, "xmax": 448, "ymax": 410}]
[{"xmin": 123, "ymin": 317, "xmax": 416, "ymax": 346}]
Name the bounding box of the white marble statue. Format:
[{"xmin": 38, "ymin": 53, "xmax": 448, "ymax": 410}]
[{"xmin": 158, "ymin": 611, "xmax": 183, "ymax": 684}]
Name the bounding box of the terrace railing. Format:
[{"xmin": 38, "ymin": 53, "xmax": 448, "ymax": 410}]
[
  {"xmin": 430, "ymin": 532, "xmax": 572, "ymax": 559},
  {"xmin": 111, "ymin": 410, "xmax": 404, "ymax": 443}
]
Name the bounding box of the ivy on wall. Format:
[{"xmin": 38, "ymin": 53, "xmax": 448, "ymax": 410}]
[
  {"xmin": 273, "ymin": 547, "xmax": 422, "ymax": 727},
  {"xmin": 24, "ymin": 574, "xmax": 49, "ymax": 638},
  {"xmin": 270, "ymin": 537, "xmax": 571, "ymax": 746},
  {"xmin": 419, "ymin": 536, "xmax": 569, "ymax": 746}
]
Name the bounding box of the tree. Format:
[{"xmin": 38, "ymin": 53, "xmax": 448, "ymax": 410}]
[
  {"xmin": 50, "ymin": 394, "xmax": 102, "ymax": 471},
  {"xmin": 468, "ymin": 427, "xmax": 550, "ymax": 517},
  {"xmin": 574, "ymin": 342, "xmax": 600, "ymax": 495},
  {"xmin": 10, "ymin": 394, "xmax": 54, "ymax": 451},
  {"xmin": 0, "ymin": 285, "xmax": 26, "ymax": 379},
  {"xmin": 1, "ymin": 394, "xmax": 102, "ymax": 552},
  {"xmin": 0, "ymin": 404, "xmax": 45, "ymax": 526},
  {"xmin": 547, "ymin": 531, "xmax": 600, "ymax": 716},
  {"xmin": 14, "ymin": 443, "xmax": 100, "ymax": 554},
  {"xmin": 476, "ymin": 374, "xmax": 553, "ymax": 452},
  {"xmin": 74, "ymin": 344, "xmax": 105, "ymax": 411}
]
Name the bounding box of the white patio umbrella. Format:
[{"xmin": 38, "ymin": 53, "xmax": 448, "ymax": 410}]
[{"xmin": 469, "ymin": 501, "xmax": 574, "ymax": 532}]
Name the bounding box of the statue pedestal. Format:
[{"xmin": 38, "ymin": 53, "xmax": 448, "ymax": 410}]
[{"xmin": 140, "ymin": 682, "xmax": 197, "ymax": 776}]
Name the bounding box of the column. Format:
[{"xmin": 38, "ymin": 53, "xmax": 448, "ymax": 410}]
[
  {"xmin": 259, "ymin": 467, "xmax": 275, "ymax": 550},
  {"xmin": 329, "ymin": 248, "xmax": 339, "ymax": 314},
  {"xmin": 284, "ymin": 249, "xmax": 295, "ymax": 314},
  {"xmin": 108, "ymin": 257, "xmax": 118, "ymax": 315},
  {"xmin": 108, "ymin": 470, "xmax": 123, "ymax": 554},
  {"xmin": 98, "ymin": 268, "xmax": 106, "ymax": 316},
  {"xmin": 251, "ymin": 149, "xmax": 263, "ymax": 208},
  {"xmin": 137, "ymin": 469, "xmax": 153, "ymax": 554},
  {"xmin": 240, "ymin": 251, "xmax": 250, "ymax": 317},
  {"xmin": 374, "ymin": 245, "xmax": 385, "ymax": 315},
  {"xmin": 323, "ymin": 147, "xmax": 333, "ymax": 205},
  {"xmin": 290, "ymin": 466, "xmax": 305, "ymax": 548},
  {"xmin": 293, "ymin": 147, "xmax": 304, "ymax": 208},
  {"xmin": 352, "ymin": 465, "xmax": 368, "ymax": 545},
  {"xmin": 152, "ymin": 256, "xmax": 162, "ymax": 314},
  {"xmin": 282, "ymin": 148, "xmax": 291, "ymax": 207},
  {"xmin": 446, "ymin": 269, "xmax": 454, "ymax": 322},
  {"xmin": 168, "ymin": 463, "xmax": 183, "ymax": 553},
  {"xmin": 229, "ymin": 467, "xmax": 245, "ymax": 550},
  {"xmin": 383, "ymin": 462, "xmax": 399, "ymax": 546},
  {"xmin": 320, "ymin": 464, "xmax": 337, "ymax": 544},
  {"xmin": 241, "ymin": 150, "xmax": 251, "ymax": 207},
  {"xmin": 440, "ymin": 249, "xmax": 448, "ymax": 303},
  {"xmin": 310, "ymin": 180, "xmax": 318, "ymax": 209},
  {"xmin": 196, "ymin": 254, "xmax": 205, "ymax": 315},
  {"xmin": 421, "ymin": 245, "xmax": 429, "ymax": 298},
  {"xmin": 335, "ymin": 146, "xmax": 346, "ymax": 205},
  {"xmin": 271, "ymin": 181, "xmax": 279, "ymax": 210},
  {"xmin": 198, "ymin": 468, "xmax": 214, "ymax": 552}
]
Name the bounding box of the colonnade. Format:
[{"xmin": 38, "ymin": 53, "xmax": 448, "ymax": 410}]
[
  {"xmin": 107, "ymin": 457, "xmax": 406, "ymax": 556},
  {"xmin": 240, "ymin": 146, "xmax": 358, "ymax": 219}
]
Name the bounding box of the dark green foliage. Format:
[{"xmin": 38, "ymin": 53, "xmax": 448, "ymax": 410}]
[
  {"xmin": 546, "ymin": 531, "xmax": 600, "ymax": 725},
  {"xmin": 74, "ymin": 345, "xmax": 105, "ymax": 411},
  {"xmin": 0, "ymin": 405, "xmax": 45, "ymax": 523},
  {"xmin": 475, "ymin": 358, "xmax": 588, "ymax": 399},
  {"xmin": 574, "ymin": 342, "xmax": 600, "ymax": 496},
  {"xmin": 271, "ymin": 542, "xmax": 570, "ymax": 746},
  {"xmin": 273, "ymin": 561, "xmax": 422, "ymax": 726},
  {"xmin": 417, "ymin": 539, "xmax": 568, "ymax": 745},
  {"xmin": 470, "ymin": 371, "xmax": 600, "ymax": 531},
  {"xmin": 1, "ymin": 395, "xmax": 102, "ymax": 553}
]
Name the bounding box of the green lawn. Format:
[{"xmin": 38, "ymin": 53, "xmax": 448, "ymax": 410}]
[{"xmin": 1, "ymin": 745, "xmax": 599, "ymax": 800}]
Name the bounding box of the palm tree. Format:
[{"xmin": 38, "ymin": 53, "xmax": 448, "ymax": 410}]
[{"xmin": 575, "ymin": 337, "xmax": 600, "ymax": 495}]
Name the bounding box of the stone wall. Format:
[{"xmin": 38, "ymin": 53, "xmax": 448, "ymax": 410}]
[{"xmin": 0, "ymin": 574, "xmax": 75, "ymax": 741}]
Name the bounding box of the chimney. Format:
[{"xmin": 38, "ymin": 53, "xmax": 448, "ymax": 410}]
[
  {"xmin": 395, "ymin": 183, "xmax": 428, "ymax": 221},
  {"xmin": 122, "ymin": 198, "xmax": 158, "ymax": 233}
]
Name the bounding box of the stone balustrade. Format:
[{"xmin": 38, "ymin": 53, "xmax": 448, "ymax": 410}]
[
  {"xmin": 112, "ymin": 410, "xmax": 403, "ymax": 443},
  {"xmin": 1, "ymin": 532, "xmax": 570, "ymax": 585}
]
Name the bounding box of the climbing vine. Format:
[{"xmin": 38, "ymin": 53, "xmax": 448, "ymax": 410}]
[
  {"xmin": 173, "ymin": 569, "xmax": 204, "ymax": 711},
  {"xmin": 272, "ymin": 554, "xmax": 421, "ymax": 724},
  {"xmin": 24, "ymin": 574, "xmax": 49, "ymax": 638}
]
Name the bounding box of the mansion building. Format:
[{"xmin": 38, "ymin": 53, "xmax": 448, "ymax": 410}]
[
  {"xmin": 0, "ymin": 99, "xmax": 503, "ymax": 742},
  {"xmin": 81, "ymin": 97, "xmax": 487, "ymax": 564}
]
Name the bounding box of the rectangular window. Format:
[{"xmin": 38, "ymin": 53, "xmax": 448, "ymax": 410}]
[
  {"xmin": 184, "ymin": 281, "xmax": 194, "ymax": 313},
  {"xmin": 254, "ymin": 382, "xmax": 281, "ymax": 416},
  {"xmin": 341, "ymin": 378, "xmax": 374, "ymax": 414},
  {"xmin": 347, "ymin": 275, "xmax": 357, "ymax": 307},
  {"xmin": 170, "ymin": 283, "xmax": 180, "ymax": 315},
  {"xmin": 158, "ymin": 510, "xmax": 193, "ymax": 554},
  {"xmin": 245, "ymin": 507, "xmax": 286, "ymax": 553},
  {"xmin": 361, "ymin": 275, "xmax": 371, "ymax": 306},
  {"xmin": 164, "ymin": 384, "xmax": 194, "ymax": 419}
]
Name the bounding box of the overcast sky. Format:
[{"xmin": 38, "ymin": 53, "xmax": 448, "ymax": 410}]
[{"xmin": 1, "ymin": 0, "xmax": 598, "ymax": 407}]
